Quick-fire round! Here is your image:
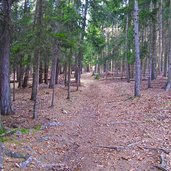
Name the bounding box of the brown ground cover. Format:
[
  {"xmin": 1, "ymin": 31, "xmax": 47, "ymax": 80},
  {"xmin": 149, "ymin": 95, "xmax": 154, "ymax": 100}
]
[{"xmin": 2, "ymin": 73, "xmax": 171, "ymax": 171}]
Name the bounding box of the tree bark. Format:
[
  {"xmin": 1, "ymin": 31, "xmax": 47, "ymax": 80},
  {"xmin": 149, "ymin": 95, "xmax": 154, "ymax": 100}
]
[
  {"xmin": 165, "ymin": 0, "xmax": 171, "ymax": 91},
  {"xmin": 39, "ymin": 61, "xmax": 43, "ymax": 84},
  {"xmin": 49, "ymin": 45, "xmax": 58, "ymax": 89},
  {"xmin": 0, "ymin": 0, "xmax": 13, "ymax": 115},
  {"xmin": 125, "ymin": 12, "xmax": 130, "ymax": 82},
  {"xmin": 18, "ymin": 62, "xmax": 24, "ymax": 88},
  {"xmin": 31, "ymin": 0, "xmax": 43, "ymax": 101},
  {"xmin": 67, "ymin": 50, "xmax": 72, "ymax": 99},
  {"xmin": 22, "ymin": 65, "xmax": 30, "ymax": 88},
  {"xmin": 55, "ymin": 58, "xmax": 59, "ymax": 84},
  {"xmin": 148, "ymin": 19, "xmax": 153, "ymax": 88},
  {"xmin": 44, "ymin": 60, "xmax": 48, "ymax": 84},
  {"xmin": 151, "ymin": 1, "xmax": 157, "ymax": 80},
  {"xmin": 134, "ymin": 0, "xmax": 141, "ymax": 97}
]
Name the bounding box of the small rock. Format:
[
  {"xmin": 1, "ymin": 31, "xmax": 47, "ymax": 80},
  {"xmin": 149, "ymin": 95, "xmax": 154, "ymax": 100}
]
[{"xmin": 41, "ymin": 122, "xmax": 64, "ymax": 130}]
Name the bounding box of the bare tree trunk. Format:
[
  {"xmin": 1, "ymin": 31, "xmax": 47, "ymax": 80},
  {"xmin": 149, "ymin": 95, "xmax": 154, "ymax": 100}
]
[
  {"xmin": 151, "ymin": 1, "xmax": 157, "ymax": 80},
  {"xmin": 148, "ymin": 21, "xmax": 153, "ymax": 88},
  {"xmin": 49, "ymin": 46, "xmax": 58, "ymax": 89},
  {"xmin": 163, "ymin": 51, "xmax": 168, "ymax": 77},
  {"xmin": 13, "ymin": 68, "xmax": 16, "ymax": 101},
  {"xmin": 31, "ymin": 50, "xmax": 40, "ymax": 101},
  {"xmin": 18, "ymin": 62, "xmax": 24, "ymax": 88},
  {"xmin": 134, "ymin": 0, "xmax": 141, "ymax": 96},
  {"xmin": 64, "ymin": 63, "xmax": 67, "ymax": 87},
  {"xmin": 51, "ymin": 85, "xmax": 55, "ymax": 107},
  {"xmin": 67, "ymin": 51, "xmax": 72, "ymax": 99},
  {"xmin": 0, "ymin": 0, "xmax": 13, "ymax": 115},
  {"xmin": 31, "ymin": 0, "xmax": 43, "ymax": 118},
  {"xmin": 55, "ymin": 58, "xmax": 59, "ymax": 84},
  {"xmin": 22, "ymin": 65, "xmax": 30, "ymax": 88},
  {"xmin": 125, "ymin": 13, "xmax": 130, "ymax": 82},
  {"xmin": 165, "ymin": 0, "xmax": 171, "ymax": 91},
  {"xmin": 39, "ymin": 61, "xmax": 43, "ymax": 84},
  {"xmin": 159, "ymin": 0, "xmax": 163, "ymax": 74},
  {"xmin": 44, "ymin": 60, "xmax": 48, "ymax": 84},
  {"xmin": 77, "ymin": 0, "xmax": 88, "ymax": 90}
]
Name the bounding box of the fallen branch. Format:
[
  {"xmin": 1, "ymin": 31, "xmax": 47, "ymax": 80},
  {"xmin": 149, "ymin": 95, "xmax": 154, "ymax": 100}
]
[
  {"xmin": 138, "ymin": 146, "xmax": 170, "ymax": 154},
  {"xmin": 18, "ymin": 156, "xmax": 33, "ymax": 169}
]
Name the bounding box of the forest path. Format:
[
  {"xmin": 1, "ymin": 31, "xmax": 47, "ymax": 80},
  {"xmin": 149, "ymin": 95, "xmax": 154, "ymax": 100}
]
[{"xmin": 4, "ymin": 73, "xmax": 171, "ymax": 171}]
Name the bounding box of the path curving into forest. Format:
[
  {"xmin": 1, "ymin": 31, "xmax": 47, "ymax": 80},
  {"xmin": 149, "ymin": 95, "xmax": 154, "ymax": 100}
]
[{"xmin": 3, "ymin": 73, "xmax": 171, "ymax": 170}]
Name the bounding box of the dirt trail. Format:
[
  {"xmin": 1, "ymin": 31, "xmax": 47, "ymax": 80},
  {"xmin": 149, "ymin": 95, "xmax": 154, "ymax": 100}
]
[{"xmin": 3, "ymin": 73, "xmax": 171, "ymax": 171}]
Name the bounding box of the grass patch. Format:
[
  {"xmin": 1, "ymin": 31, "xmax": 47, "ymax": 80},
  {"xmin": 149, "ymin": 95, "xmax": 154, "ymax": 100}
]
[
  {"xmin": 0, "ymin": 125, "xmax": 42, "ymax": 142},
  {"xmin": 19, "ymin": 128, "xmax": 30, "ymax": 134}
]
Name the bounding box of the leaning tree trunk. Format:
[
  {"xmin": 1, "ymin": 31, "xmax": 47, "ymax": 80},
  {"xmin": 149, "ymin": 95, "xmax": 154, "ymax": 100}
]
[
  {"xmin": 165, "ymin": 0, "xmax": 171, "ymax": 91},
  {"xmin": 134, "ymin": 0, "xmax": 141, "ymax": 97},
  {"xmin": 0, "ymin": 0, "xmax": 13, "ymax": 116}
]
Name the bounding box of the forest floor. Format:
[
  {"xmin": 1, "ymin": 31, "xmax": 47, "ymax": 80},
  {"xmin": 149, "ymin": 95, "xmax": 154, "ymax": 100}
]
[{"xmin": 2, "ymin": 73, "xmax": 171, "ymax": 171}]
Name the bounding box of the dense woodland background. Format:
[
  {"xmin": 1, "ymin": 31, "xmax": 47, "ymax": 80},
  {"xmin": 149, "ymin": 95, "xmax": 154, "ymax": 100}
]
[
  {"xmin": 1, "ymin": 0, "xmax": 171, "ymax": 170},
  {"xmin": 0, "ymin": 0, "xmax": 171, "ymax": 125}
]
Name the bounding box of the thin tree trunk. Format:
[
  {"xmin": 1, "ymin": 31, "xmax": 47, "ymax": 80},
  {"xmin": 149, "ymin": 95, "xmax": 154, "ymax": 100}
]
[
  {"xmin": 31, "ymin": 50, "xmax": 40, "ymax": 101},
  {"xmin": 125, "ymin": 14, "xmax": 130, "ymax": 82},
  {"xmin": 55, "ymin": 58, "xmax": 59, "ymax": 84},
  {"xmin": 13, "ymin": 68, "xmax": 16, "ymax": 101},
  {"xmin": 51, "ymin": 86, "xmax": 55, "ymax": 107},
  {"xmin": 159, "ymin": 0, "xmax": 163, "ymax": 74},
  {"xmin": 49, "ymin": 46, "xmax": 58, "ymax": 88},
  {"xmin": 134, "ymin": 0, "xmax": 141, "ymax": 97},
  {"xmin": 163, "ymin": 51, "xmax": 168, "ymax": 77},
  {"xmin": 31, "ymin": 0, "xmax": 43, "ymax": 118},
  {"xmin": 77, "ymin": 0, "xmax": 88, "ymax": 90},
  {"xmin": 165, "ymin": 0, "xmax": 171, "ymax": 91},
  {"xmin": 64, "ymin": 63, "xmax": 67, "ymax": 87},
  {"xmin": 18, "ymin": 62, "xmax": 24, "ymax": 88},
  {"xmin": 39, "ymin": 61, "xmax": 43, "ymax": 84},
  {"xmin": 44, "ymin": 60, "xmax": 48, "ymax": 84},
  {"xmin": 67, "ymin": 51, "xmax": 72, "ymax": 99},
  {"xmin": 148, "ymin": 22, "xmax": 153, "ymax": 88},
  {"xmin": 151, "ymin": 1, "xmax": 157, "ymax": 80}
]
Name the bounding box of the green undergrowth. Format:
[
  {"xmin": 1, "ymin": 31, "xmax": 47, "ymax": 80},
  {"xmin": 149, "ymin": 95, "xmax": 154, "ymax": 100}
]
[{"xmin": 0, "ymin": 125, "xmax": 42, "ymax": 142}]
